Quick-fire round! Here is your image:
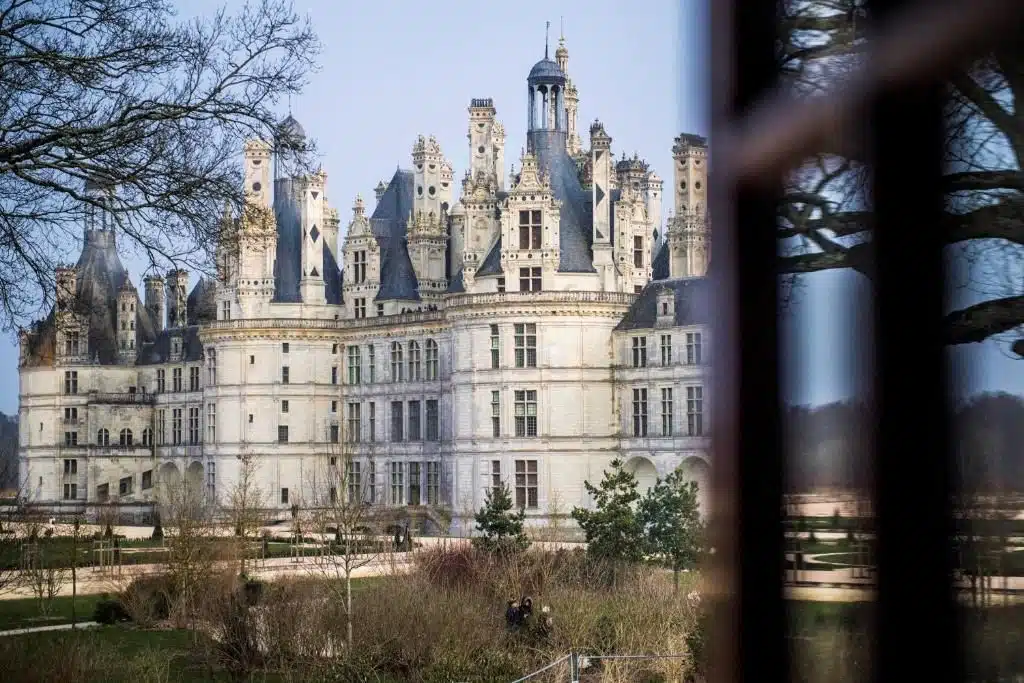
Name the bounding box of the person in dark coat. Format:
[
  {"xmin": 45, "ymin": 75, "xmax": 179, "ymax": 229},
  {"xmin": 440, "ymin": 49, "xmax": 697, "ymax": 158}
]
[{"xmin": 505, "ymin": 599, "xmax": 521, "ymax": 629}]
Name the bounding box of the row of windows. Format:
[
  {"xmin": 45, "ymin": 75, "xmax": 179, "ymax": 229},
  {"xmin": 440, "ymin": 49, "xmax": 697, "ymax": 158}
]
[
  {"xmin": 630, "ymin": 385, "xmax": 705, "ymax": 438},
  {"xmin": 60, "ymin": 462, "xmax": 153, "ymax": 500},
  {"xmin": 488, "ymin": 323, "xmax": 538, "ymax": 369},
  {"xmin": 154, "ymin": 407, "xmax": 206, "ymax": 445},
  {"xmin": 155, "ymin": 367, "xmax": 201, "ymax": 393},
  {"xmin": 631, "ymin": 332, "xmax": 704, "ymax": 368},
  {"xmin": 62, "ymin": 427, "xmax": 154, "ymax": 447}
]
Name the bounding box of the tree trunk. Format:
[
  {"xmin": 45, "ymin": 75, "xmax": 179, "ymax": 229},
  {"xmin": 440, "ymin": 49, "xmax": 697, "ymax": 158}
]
[
  {"xmin": 674, "ymin": 565, "xmax": 680, "ymax": 594},
  {"xmin": 346, "ymin": 570, "xmax": 353, "ymax": 649}
]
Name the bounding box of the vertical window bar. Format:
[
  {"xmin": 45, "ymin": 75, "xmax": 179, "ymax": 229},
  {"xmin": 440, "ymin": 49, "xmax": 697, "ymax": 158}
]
[
  {"xmin": 709, "ymin": 0, "xmax": 786, "ymax": 682},
  {"xmin": 869, "ymin": 2, "xmax": 957, "ymax": 682}
]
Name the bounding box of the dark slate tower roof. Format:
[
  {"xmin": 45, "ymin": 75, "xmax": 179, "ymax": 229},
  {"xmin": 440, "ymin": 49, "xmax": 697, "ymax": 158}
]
[
  {"xmin": 528, "ymin": 58, "xmax": 566, "ymax": 84},
  {"xmin": 186, "ymin": 276, "xmax": 217, "ymax": 326},
  {"xmin": 529, "ymin": 130, "xmax": 596, "ymax": 273},
  {"xmin": 370, "ymin": 169, "xmax": 421, "ymax": 302}
]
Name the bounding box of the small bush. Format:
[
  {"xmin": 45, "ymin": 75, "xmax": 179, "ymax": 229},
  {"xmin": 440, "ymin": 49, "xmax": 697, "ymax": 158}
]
[
  {"xmin": 93, "ymin": 598, "xmax": 129, "ymax": 624},
  {"xmin": 120, "ymin": 574, "xmax": 175, "ymax": 624}
]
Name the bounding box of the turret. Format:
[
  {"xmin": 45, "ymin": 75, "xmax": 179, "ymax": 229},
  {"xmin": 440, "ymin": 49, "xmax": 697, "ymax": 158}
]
[
  {"xmin": 144, "ymin": 275, "xmax": 165, "ymax": 332},
  {"xmin": 616, "ymin": 153, "xmax": 649, "ymax": 201},
  {"xmin": 83, "ymin": 176, "xmax": 115, "ymax": 236},
  {"xmin": 298, "ymin": 169, "xmax": 327, "ymax": 305},
  {"xmin": 668, "ymin": 134, "xmax": 710, "ymax": 278},
  {"xmin": 590, "ymin": 120, "xmax": 613, "ymax": 244},
  {"xmin": 55, "ymin": 266, "xmax": 86, "ymax": 361},
  {"xmin": 411, "ymin": 135, "xmax": 446, "ymax": 218},
  {"xmin": 244, "ymin": 139, "xmax": 272, "ymax": 208},
  {"xmin": 116, "ymin": 281, "xmax": 138, "ymax": 362},
  {"xmin": 374, "ymin": 180, "xmax": 388, "ymax": 205},
  {"xmin": 468, "ymin": 99, "xmax": 498, "ymax": 187},
  {"xmin": 342, "ymin": 195, "xmax": 381, "ymax": 318},
  {"xmin": 643, "ymin": 171, "xmax": 664, "ymax": 263},
  {"xmin": 166, "ymin": 269, "xmax": 189, "ymax": 328}
]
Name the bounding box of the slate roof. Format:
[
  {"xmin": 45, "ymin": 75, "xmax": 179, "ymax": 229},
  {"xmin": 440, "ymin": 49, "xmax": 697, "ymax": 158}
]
[
  {"xmin": 271, "ymin": 177, "xmax": 343, "ymax": 305},
  {"xmin": 136, "ymin": 325, "xmax": 204, "ymax": 365},
  {"xmin": 614, "ymin": 276, "xmax": 710, "ymax": 331},
  {"xmin": 186, "ymin": 276, "xmax": 217, "ymax": 326},
  {"xmin": 370, "ymin": 169, "xmax": 421, "ymax": 302},
  {"xmin": 529, "ymin": 129, "xmax": 596, "ymax": 272},
  {"xmin": 445, "ymin": 269, "xmax": 465, "ymax": 293},
  {"xmin": 476, "ymin": 236, "xmax": 503, "ymax": 277},
  {"xmin": 528, "ymin": 58, "xmax": 566, "ymax": 84},
  {"xmin": 651, "ymin": 241, "xmax": 670, "ymax": 280}
]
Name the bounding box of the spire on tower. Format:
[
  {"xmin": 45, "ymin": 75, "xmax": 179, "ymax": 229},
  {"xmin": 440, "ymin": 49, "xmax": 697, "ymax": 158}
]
[{"xmin": 545, "ymin": 20, "xmax": 550, "ymax": 59}]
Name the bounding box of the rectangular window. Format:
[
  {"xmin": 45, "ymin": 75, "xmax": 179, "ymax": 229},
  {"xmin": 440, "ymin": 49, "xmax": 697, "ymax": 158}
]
[
  {"xmin": 390, "ymin": 342, "xmax": 404, "ymax": 382},
  {"xmin": 208, "ymin": 348, "xmax": 217, "ymax": 385},
  {"xmin": 189, "ymin": 366, "xmax": 200, "ymax": 392},
  {"xmin": 63, "ymin": 458, "xmax": 77, "ymax": 475},
  {"xmin": 282, "ymin": 342, "xmax": 289, "ymax": 354},
  {"xmin": 409, "ymin": 462, "xmax": 421, "ymax": 506},
  {"xmin": 172, "ymin": 408, "xmax": 182, "ymax": 445},
  {"xmin": 353, "ymin": 250, "xmax": 367, "ymax": 284},
  {"xmin": 281, "ymin": 399, "xmax": 289, "ymax": 413},
  {"xmin": 408, "ymin": 342, "xmax": 422, "ymax": 381},
  {"xmin": 172, "ymin": 367, "xmax": 182, "ymax": 392},
  {"xmin": 632, "ymin": 388, "xmax": 648, "ymax": 437},
  {"xmin": 514, "ymin": 323, "xmax": 537, "ymax": 368},
  {"xmin": 425, "ymin": 399, "xmax": 439, "ymax": 441},
  {"xmin": 367, "ymin": 344, "xmax": 376, "ymax": 383},
  {"xmin": 348, "ymin": 461, "xmax": 362, "ymax": 503},
  {"xmin": 331, "ymin": 400, "xmax": 338, "ymax": 413},
  {"xmin": 515, "ymin": 459, "xmax": 538, "ymax": 509},
  {"xmin": 633, "ymin": 235, "xmax": 644, "ymax": 268},
  {"xmin": 63, "ymin": 483, "xmax": 77, "ymax": 500},
  {"xmin": 119, "ymin": 476, "xmax": 133, "ymax": 496},
  {"xmin": 368, "ymin": 460, "xmax": 377, "ymax": 504},
  {"xmin": 390, "ymin": 401, "xmax": 403, "ymax": 441},
  {"xmin": 96, "ymin": 483, "xmax": 109, "ymax": 502},
  {"xmin": 687, "ymin": 386, "xmax": 704, "ymax": 436},
  {"xmin": 156, "ymin": 369, "xmax": 165, "ymax": 392},
  {"xmin": 517, "ymin": 209, "xmax": 542, "ymax": 249},
  {"xmin": 331, "ymin": 366, "xmax": 339, "ymax": 385},
  {"xmin": 491, "ymin": 390, "xmax": 501, "ymax": 437},
  {"xmin": 497, "ymin": 277, "xmax": 506, "ymax": 293},
  {"xmin": 408, "ymin": 400, "xmax": 421, "ymax": 441},
  {"xmin": 332, "ymin": 343, "xmax": 339, "ymax": 354},
  {"xmin": 369, "ymin": 402, "xmax": 377, "ymax": 442},
  {"xmin": 661, "ymin": 388, "xmax": 674, "ymax": 437},
  {"xmin": 686, "ymin": 332, "xmax": 703, "ymax": 365},
  {"xmin": 207, "ymin": 403, "xmax": 216, "ymax": 443},
  {"xmin": 63, "ymin": 407, "xmax": 78, "ymax": 423},
  {"xmin": 157, "ymin": 409, "xmax": 166, "ymax": 444},
  {"xmin": 376, "ymin": 303, "xmax": 384, "ymax": 317},
  {"xmin": 64, "ymin": 330, "xmax": 80, "ymax": 356},
  {"xmin": 278, "ymin": 425, "xmax": 289, "ymax": 443},
  {"xmin": 282, "ymin": 366, "xmax": 290, "ymax": 384},
  {"xmin": 490, "ymin": 460, "xmax": 502, "ymax": 494},
  {"xmin": 207, "ymin": 461, "xmax": 216, "ymax": 500},
  {"xmin": 632, "ymin": 336, "xmax": 648, "ymax": 368},
  {"xmin": 64, "ymin": 370, "xmax": 78, "ymax": 395},
  {"xmin": 347, "ymin": 346, "xmax": 361, "ymax": 384},
  {"xmin": 514, "ymin": 389, "xmax": 538, "ymax": 437},
  {"xmin": 330, "ymin": 424, "xmax": 340, "ymax": 443},
  {"xmin": 347, "ymin": 402, "xmax": 361, "ymax": 443},
  {"xmin": 426, "ymin": 462, "xmax": 439, "ymax": 505},
  {"xmin": 221, "ymin": 300, "xmax": 231, "ymax": 321},
  {"xmin": 188, "ymin": 406, "xmax": 200, "ymax": 444},
  {"xmin": 425, "ymin": 341, "xmax": 439, "ymax": 380},
  {"xmin": 490, "ymin": 324, "xmax": 500, "ymax": 369},
  {"xmin": 354, "ymin": 297, "xmax": 367, "ymax": 319},
  {"xmin": 281, "ymin": 487, "xmax": 289, "ymax": 504},
  {"xmin": 660, "ymin": 334, "xmax": 672, "ymax": 366},
  {"xmin": 142, "ymin": 470, "xmax": 153, "ymax": 490},
  {"xmin": 390, "ymin": 462, "xmax": 404, "ymax": 505},
  {"xmin": 519, "ymin": 266, "xmax": 542, "ymax": 292}
]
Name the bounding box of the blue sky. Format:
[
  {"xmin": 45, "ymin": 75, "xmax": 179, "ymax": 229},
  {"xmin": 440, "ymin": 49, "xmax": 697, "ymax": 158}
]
[{"xmin": 0, "ymin": 0, "xmax": 1015, "ymax": 413}]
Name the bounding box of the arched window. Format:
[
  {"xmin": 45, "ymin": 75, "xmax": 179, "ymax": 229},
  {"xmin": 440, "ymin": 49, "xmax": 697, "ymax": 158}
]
[
  {"xmin": 141, "ymin": 427, "xmax": 152, "ymax": 447},
  {"xmin": 390, "ymin": 342, "xmax": 404, "ymax": 382},
  {"xmin": 119, "ymin": 428, "xmax": 133, "ymax": 446},
  {"xmin": 425, "ymin": 339, "xmax": 439, "ymax": 380},
  {"xmin": 408, "ymin": 341, "xmax": 422, "ymax": 381},
  {"xmin": 97, "ymin": 428, "xmax": 109, "ymax": 446}
]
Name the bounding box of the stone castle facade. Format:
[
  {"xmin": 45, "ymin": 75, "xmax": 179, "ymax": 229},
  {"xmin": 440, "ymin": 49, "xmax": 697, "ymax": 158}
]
[{"xmin": 17, "ymin": 37, "xmax": 711, "ymax": 531}]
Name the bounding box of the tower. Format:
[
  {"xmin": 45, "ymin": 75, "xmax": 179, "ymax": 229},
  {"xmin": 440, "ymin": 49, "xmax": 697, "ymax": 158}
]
[
  {"xmin": 554, "ymin": 28, "xmax": 582, "ymax": 157},
  {"xmin": 493, "ymin": 122, "xmax": 506, "ymax": 192},
  {"xmin": 298, "ymin": 169, "xmax": 327, "ymax": 305},
  {"xmin": 116, "ymin": 281, "xmax": 138, "ymax": 362},
  {"xmin": 643, "ymin": 171, "xmax": 664, "ymax": 263},
  {"xmin": 84, "ymin": 176, "xmax": 115, "ymax": 236},
  {"xmin": 668, "ymin": 134, "xmax": 710, "ymax": 278},
  {"xmin": 144, "ymin": 275, "xmax": 165, "ymax": 332},
  {"xmin": 590, "ymin": 120, "xmax": 614, "ymax": 290},
  {"xmin": 244, "ymin": 139, "xmax": 272, "ymax": 208},
  {"xmin": 412, "ymin": 135, "xmax": 445, "ymax": 218},
  {"xmin": 166, "ymin": 269, "xmax": 189, "ymax": 328},
  {"xmin": 526, "ymin": 30, "xmax": 567, "ymax": 141},
  {"xmin": 374, "ymin": 180, "xmax": 388, "ymax": 205},
  {"xmin": 55, "ymin": 266, "xmax": 87, "ymax": 363},
  {"xmin": 468, "ymin": 99, "xmax": 499, "ymax": 186}
]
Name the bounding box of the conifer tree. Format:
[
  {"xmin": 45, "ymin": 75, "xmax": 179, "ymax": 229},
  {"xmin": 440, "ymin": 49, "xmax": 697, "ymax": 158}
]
[{"xmin": 473, "ymin": 484, "xmax": 530, "ymax": 555}]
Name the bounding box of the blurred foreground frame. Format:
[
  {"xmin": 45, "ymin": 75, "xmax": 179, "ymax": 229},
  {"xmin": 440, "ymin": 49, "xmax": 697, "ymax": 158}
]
[{"xmin": 706, "ymin": 1, "xmax": 1024, "ymax": 683}]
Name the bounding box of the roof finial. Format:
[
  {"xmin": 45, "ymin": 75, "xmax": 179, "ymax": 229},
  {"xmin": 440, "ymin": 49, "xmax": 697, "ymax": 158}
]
[
  {"xmin": 545, "ymin": 20, "xmax": 550, "ymax": 60},
  {"xmin": 560, "ymin": 16, "xmax": 565, "ymax": 43}
]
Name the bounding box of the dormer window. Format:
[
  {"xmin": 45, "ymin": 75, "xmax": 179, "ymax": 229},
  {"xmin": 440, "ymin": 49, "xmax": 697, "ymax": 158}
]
[
  {"xmin": 656, "ymin": 289, "xmax": 676, "ymax": 327},
  {"xmin": 518, "ymin": 210, "xmax": 541, "ymax": 250},
  {"xmin": 171, "ymin": 337, "xmax": 181, "ymax": 357}
]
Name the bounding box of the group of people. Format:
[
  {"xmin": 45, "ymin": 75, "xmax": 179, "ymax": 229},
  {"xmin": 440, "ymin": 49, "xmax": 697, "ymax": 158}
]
[{"xmin": 505, "ymin": 595, "xmax": 553, "ymax": 639}]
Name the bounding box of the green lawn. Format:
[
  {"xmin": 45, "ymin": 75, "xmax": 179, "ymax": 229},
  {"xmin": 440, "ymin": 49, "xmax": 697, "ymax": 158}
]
[{"xmin": 0, "ymin": 593, "xmax": 106, "ymax": 630}]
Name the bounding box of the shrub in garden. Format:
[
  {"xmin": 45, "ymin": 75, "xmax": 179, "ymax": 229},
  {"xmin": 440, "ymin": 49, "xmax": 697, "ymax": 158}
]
[
  {"xmin": 120, "ymin": 574, "xmax": 176, "ymax": 624},
  {"xmin": 93, "ymin": 598, "xmax": 130, "ymax": 624}
]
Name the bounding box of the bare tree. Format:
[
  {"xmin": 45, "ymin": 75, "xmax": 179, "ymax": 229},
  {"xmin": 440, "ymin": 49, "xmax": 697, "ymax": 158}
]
[
  {"xmin": 226, "ymin": 453, "xmax": 269, "ymax": 576},
  {"xmin": 308, "ymin": 445, "xmax": 379, "ymax": 651},
  {"xmin": 159, "ymin": 473, "xmax": 218, "ymax": 628},
  {"xmin": 775, "ymin": 1, "xmax": 1024, "ymax": 352},
  {"xmin": 23, "ymin": 538, "xmax": 69, "ymax": 616},
  {"xmin": 0, "ymin": 0, "xmax": 320, "ymax": 330}
]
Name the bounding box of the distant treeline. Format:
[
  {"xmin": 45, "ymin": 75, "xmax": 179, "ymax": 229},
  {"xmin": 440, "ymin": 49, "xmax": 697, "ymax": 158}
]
[{"xmin": 784, "ymin": 393, "xmax": 1024, "ymax": 494}]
